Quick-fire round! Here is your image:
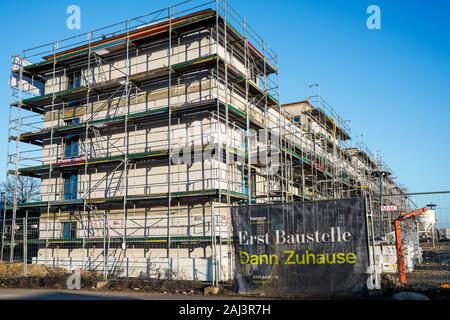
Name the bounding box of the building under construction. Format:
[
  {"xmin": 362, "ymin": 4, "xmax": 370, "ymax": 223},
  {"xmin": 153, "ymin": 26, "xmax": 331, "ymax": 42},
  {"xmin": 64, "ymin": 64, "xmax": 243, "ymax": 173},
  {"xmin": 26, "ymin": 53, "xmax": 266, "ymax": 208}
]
[{"xmin": 2, "ymin": 0, "xmax": 409, "ymax": 282}]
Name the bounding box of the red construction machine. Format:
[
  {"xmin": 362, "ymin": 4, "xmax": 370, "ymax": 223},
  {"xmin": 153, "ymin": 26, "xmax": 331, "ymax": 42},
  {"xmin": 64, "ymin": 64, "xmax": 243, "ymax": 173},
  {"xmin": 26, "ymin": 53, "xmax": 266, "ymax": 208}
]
[{"xmin": 393, "ymin": 207, "xmax": 429, "ymax": 285}]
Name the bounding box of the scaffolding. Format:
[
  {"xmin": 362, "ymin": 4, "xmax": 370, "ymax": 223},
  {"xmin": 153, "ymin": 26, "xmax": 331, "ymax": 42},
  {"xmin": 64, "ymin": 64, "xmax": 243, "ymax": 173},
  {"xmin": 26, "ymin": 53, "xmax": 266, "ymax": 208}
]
[{"xmin": 2, "ymin": 0, "xmax": 409, "ymax": 283}]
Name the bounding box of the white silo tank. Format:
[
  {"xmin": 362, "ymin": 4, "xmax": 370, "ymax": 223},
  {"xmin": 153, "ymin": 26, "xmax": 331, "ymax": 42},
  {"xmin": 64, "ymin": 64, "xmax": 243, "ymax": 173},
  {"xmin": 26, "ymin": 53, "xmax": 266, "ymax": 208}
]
[{"xmin": 417, "ymin": 210, "xmax": 436, "ymax": 232}]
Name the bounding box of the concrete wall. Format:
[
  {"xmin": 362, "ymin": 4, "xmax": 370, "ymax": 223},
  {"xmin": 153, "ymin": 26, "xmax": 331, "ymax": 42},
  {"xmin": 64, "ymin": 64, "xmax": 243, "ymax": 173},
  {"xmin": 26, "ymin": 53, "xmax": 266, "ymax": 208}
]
[{"xmin": 34, "ymin": 249, "xmax": 231, "ymax": 281}]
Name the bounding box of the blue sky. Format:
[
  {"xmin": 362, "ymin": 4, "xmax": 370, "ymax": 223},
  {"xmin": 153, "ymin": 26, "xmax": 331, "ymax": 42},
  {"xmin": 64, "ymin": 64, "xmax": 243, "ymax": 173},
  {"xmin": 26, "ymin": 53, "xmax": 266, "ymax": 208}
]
[{"xmin": 0, "ymin": 0, "xmax": 449, "ymax": 196}]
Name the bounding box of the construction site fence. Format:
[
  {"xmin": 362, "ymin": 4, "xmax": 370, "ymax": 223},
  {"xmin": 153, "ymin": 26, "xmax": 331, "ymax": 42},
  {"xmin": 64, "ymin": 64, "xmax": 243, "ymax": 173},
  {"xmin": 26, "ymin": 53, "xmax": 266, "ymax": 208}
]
[
  {"xmin": 0, "ymin": 210, "xmax": 233, "ymax": 284},
  {"xmin": 369, "ymin": 191, "xmax": 450, "ymax": 290}
]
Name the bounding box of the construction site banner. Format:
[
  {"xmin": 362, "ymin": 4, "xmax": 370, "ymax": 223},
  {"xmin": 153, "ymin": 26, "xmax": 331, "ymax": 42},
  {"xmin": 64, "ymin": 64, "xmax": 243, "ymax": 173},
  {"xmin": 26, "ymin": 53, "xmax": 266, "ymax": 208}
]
[{"xmin": 231, "ymin": 198, "xmax": 370, "ymax": 296}]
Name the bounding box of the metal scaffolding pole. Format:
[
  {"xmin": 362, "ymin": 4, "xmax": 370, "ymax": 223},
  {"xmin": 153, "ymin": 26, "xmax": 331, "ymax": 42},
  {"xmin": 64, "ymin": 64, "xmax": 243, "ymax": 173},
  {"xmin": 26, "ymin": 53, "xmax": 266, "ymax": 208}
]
[
  {"xmin": 243, "ymin": 18, "xmax": 251, "ymax": 205},
  {"xmin": 9, "ymin": 53, "xmax": 26, "ymax": 263},
  {"xmin": 1, "ymin": 56, "xmax": 17, "ymax": 261},
  {"xmin": 122, "ymin": 19, "xmax": 132, "ymax": 271},
  {"xmin": 82, "ymin": 32, "xmax": 93, "ymax": 271},
  {"xmin": 167, "ymin": 5, "xmax": 173, "ymax": 266}
]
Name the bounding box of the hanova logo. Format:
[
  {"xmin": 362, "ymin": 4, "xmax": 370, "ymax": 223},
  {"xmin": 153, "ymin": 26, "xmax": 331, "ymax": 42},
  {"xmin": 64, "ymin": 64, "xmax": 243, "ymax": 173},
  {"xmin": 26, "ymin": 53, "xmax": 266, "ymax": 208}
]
[{"xmin": 250, "ymin": 215, "xmax": 268, "ymax": 224}]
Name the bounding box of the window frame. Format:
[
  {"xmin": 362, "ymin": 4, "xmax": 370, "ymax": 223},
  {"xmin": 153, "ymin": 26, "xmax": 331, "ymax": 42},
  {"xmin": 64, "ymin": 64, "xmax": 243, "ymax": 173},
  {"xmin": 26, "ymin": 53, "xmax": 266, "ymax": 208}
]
[
  {"xmin": 62, "ymin": 221, "xmax": 77, "ymax": 239},
  {"xmin": 63, "ymin": 173, "xmax": 78, "ymax": 200}
]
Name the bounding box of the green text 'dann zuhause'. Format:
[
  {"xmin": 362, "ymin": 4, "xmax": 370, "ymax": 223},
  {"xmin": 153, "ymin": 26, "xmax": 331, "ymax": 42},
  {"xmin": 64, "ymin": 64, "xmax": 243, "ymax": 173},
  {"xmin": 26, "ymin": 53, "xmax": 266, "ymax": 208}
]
[{"xmin": 238, "ymin": 227, "xmax": 357, "ymax": 266}]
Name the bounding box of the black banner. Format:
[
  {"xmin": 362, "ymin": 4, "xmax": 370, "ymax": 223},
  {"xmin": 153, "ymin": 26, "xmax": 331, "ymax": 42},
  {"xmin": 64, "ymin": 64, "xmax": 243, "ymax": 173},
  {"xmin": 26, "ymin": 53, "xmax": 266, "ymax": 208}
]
[{"xmin": 231, "ymin": 198, "xmax": 370, "ymax": 296}]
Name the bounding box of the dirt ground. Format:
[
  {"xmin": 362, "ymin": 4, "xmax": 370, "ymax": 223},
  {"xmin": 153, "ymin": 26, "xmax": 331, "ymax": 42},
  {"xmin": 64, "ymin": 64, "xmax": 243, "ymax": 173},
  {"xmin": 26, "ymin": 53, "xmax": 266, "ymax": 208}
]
[
  {"xmin": 0, "ymin": 262, "xmax": 237, "ymax": 298},
  {"xmin": 407, "ymin": 242, "xmax": 450, "ymax": 288},
  {"xmin": 0, "ymin": 288, "xmax": 246, "ymax": 300}
]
